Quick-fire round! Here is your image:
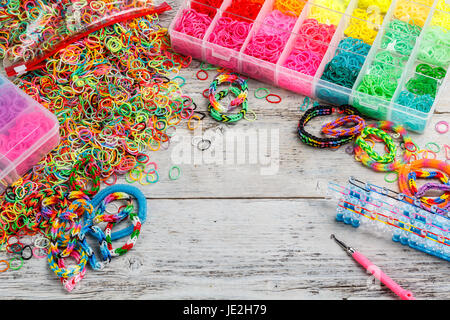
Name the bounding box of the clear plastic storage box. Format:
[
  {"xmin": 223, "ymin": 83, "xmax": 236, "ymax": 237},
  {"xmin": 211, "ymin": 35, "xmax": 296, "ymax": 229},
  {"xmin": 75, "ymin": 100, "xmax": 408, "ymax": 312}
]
[
  {"xmin": 0, "ymin": 74, "xmax": 60, "ymax": 193},
  {"xmin": 169, "ymin": 0, "xmax": 450, "ymax": 133}
]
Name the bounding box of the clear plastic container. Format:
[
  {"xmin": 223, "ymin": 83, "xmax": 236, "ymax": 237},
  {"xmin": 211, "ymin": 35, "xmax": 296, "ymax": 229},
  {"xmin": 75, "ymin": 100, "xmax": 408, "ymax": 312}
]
[
  {"xmin": 169, "ymin": 0, "xmax": 450, "ymax": 133},
  {"xmin": 0, "ymin": 74, "xmax": 60, "ymax": 193}
]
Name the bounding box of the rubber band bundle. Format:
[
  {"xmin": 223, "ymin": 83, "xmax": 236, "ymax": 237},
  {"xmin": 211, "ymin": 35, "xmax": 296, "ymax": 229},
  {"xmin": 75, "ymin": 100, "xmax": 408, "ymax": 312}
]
[
  {"xmin": 169, "ymin": 0, "xmax": 450, "ymax": 134},
  {"xmin": 1, "ymin": 0, "xmax": 171, "ymax": 77}
]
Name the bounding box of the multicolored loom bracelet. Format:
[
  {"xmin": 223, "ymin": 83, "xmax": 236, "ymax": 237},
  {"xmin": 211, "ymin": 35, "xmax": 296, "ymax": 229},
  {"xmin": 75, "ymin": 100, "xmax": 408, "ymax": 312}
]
[
  {"xmin": 208, "ymin": 73, "xmax": 248, "ymax": 113},
  {"xmin": 353, "ymin": 121, "xmax": 416, "ymax": 172},
  {"xmin": 407, "ymin": 169, "xmax": 450, "ymax": 209},
  {"xmin": 321, "ymin": 115, "xmax": 366, "ymax": 138},
  {"xmin": 398, "ymin": 159, "xmax": 450, "ymax": 211},
  {"xmin": 297, "ymin": 104, "xmax": 362, "ymax": 148},
  {"xmin": 355, "ymin": 126, "xmax": 397, "ymax": 164},
  {"xmin": 208, "ymin": 87, "xmax": 248, "ymax": 123}
]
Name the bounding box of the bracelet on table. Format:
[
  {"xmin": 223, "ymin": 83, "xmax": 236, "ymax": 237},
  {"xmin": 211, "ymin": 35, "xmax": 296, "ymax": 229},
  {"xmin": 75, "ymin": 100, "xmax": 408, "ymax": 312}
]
[
  {"xmin": 398, "ymin": 159, "xmax": 450, "ymax": 211},
  {"xmin": 321, "ymin": 115, "xmax": 366, "ymax": 138},
  {"xmin": 208, "ymin": 87, "xmax": 248, "ymax": 123},
  {"xmin": 355, "ymin": 127, "xmax": 397, "ymax": 164},
  {"xmin": 407, "ymin": 169, "xmax": 450, "ymax": 209},
  {"xmin": 208, "ymin": 73, "xmax": 248, "ymax": 113},
  {"xmin": 353, "ymin": 121, "xmax": 416, "ymax": 172},
  {"xmin": 297, "ymin": 104, "xmax": 363, "ymax": 148}
]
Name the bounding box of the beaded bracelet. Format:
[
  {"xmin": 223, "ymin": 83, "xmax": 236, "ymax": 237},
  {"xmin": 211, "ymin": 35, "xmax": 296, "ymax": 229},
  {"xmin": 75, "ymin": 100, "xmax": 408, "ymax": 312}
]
[
  {"xmin": 353, "ymin": 121, "xmax": 415, "ymax": 172},
  {"xmin": 297, "ymin": 104, "xmax": 362, "ymax": 148}
]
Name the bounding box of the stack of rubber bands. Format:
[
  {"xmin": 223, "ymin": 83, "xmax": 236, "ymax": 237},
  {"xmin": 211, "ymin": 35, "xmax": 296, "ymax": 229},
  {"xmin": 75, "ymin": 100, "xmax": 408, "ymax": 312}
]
[
  {"xmin": 309, "ymin": 0, "xmax": 350, "ymax": 26},
  {"xmin": 344, "ymin": 7, "xmax": 385, "ymax": 45},
  {"xmin": 393, "ymin": 0, "xmax": 433, "ymax": 28},
  {"xmin": 223, "ymin": 0, "xmax": 264, "ymax": 21},
  {"xmin": 191, "ymin": 0, "xmax": 225, "ymax": 18},
  {"xmin": 174, "ymin": 7, "xmax": 213, "ymax": 39},
  {"xmin": 244, "ymin": 10, "xmax": 297, "ymax": 63},
  {"xmin": 273, "ymin": 0, "xmax": 306, "ymax": 17},
  {"xmin": 395, "ymin": 63, "xmax": 445, "ymax": 116},
  {"xmin": 208, "ymin": 0, "xmax": 264, "ymax": 52},
  {"xmin": 321, "ymin": 38, "xmax": 371, "ymax": 89},
  {"xmin": 284, "ymin": 19, "xmax": 337, "ymax": 76}
]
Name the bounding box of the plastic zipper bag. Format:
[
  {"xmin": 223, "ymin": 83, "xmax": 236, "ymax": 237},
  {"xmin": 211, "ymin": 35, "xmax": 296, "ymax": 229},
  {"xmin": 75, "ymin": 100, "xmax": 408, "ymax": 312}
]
[{"xmin": 0, "ymin": 0, "xmax": 171, "ymax": 76}]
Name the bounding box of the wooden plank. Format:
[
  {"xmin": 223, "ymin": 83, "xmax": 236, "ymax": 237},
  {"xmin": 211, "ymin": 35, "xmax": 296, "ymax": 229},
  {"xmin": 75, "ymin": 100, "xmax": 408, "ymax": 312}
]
[
  {"xmin": 122, "ymin": 110, "xmax": 450, "ymax": 199},
  {"xmin": 0, "ymin": 199, "xmax": 448, "ymax": 299}
]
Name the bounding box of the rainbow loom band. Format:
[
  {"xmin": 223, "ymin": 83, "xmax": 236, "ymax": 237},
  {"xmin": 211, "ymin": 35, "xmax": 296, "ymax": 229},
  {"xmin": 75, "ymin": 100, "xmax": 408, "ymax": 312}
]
[
  {"xmin": 208, "ymin": 74, "xmax": 248, "ymax": 113},
  {"xmin": 355, "ymin": 127, "xmax": 397, "ymax": 164},
  {"xmin": 88, "ymin": 184, "xmax": 147, "ymax": 242},
  {"xmin": 208, "ymin": 87, "xmax": 248, "ymax": 123},
  {"xmin": 297, "ymin": 104, "xmax": 363, "ymax": 149},
  {"xmin": 407, "ymin": 169, "xmax": 450, "ymax": 209},
  {"xmin": 398, "ymin": 159, "xmax": 450, "ymax": 210},
  {"xmin": 321, "ymin": 115, "xmax": 366, "ymax": 138},
  {"xmin": 353, "ymin": 121, "xmax": 415, "ymax": 172}
]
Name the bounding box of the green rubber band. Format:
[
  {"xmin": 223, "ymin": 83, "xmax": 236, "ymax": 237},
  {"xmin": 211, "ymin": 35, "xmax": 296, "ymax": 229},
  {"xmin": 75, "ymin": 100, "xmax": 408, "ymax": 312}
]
[
  {"xmin": 200, "ymin": 62, "xmax": 218, "ymax": 71},
  {"xmin": 125, "ymin": 174, "xmax": 137, "ymax": 184},
  {"xmin": 169, "ymin": 166, "xmax": 181, "ymax": 180},
  {"xmin": 254, "ymin": 88, "xmax": 270, "ymax": 99},
  {"xmin": 425, "ymin": 142, "xmax": 440, "ymax": 153},
  {"xmin": 172, "ymin": 76, "xmax": 186, "ymax": 87},
  {"xmin": 9, "ymin": 257, "xmax": 23, "ymax": 271}
]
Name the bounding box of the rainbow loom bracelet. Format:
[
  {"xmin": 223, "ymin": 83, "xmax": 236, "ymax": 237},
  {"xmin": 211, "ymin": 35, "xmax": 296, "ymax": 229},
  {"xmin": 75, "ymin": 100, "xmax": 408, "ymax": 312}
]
[
  {"xmin": 297, "ymin": 104, "xmax": 363, "ymax": 148},
  {"xmin": 208, "ymin": 87, "xmax": 248, "ymax": 123},
  {"xmin": 355, "ymin": 127, "xmax": 397, "ymax": 164},
  {"xmin": 353, "ymin": 121, "xmax": 415, "ymax": 172},
  {"xmin": 208, "ymin": 73, "xmax": 249, "ymax": 113},
  {"xmin": 407, "ymin": 169, "xmax": 450, "ymax": 210},
  {"xmin": 321, "ymin": 115, "xmax": 366, "ymax": 138},
  {"xmin": 398, "ymin": 159, "xmax": 450, "ymax": 211}
]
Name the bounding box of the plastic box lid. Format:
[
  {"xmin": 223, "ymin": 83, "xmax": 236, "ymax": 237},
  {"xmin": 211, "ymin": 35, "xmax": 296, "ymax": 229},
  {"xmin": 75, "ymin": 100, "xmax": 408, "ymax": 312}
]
[{"xmin": 0, "ymin": 73, "xmax": 60, "ymax": 193}]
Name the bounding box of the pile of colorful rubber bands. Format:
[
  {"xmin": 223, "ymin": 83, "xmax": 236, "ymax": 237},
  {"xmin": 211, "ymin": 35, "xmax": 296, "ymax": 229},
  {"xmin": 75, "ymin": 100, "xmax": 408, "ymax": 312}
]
[{"xmin": 0, "ymin": 1, "xmax": 196, "ymax": 290}]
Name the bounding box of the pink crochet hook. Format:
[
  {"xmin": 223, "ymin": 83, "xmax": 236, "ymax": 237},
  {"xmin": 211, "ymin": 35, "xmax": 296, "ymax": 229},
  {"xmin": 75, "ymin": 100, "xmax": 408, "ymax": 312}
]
[{"xmin": 331, "ymin": 234, "xmax": 415, "ymax": 300}]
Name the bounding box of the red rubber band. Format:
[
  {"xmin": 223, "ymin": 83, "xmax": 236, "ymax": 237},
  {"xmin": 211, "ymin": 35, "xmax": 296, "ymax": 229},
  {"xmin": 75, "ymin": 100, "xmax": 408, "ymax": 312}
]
[
  {"xmin": 266, "ymin": 94, "xmax": 282, "ymax": 104},
  {"xmin": 196, "ymin": 70, "xmax": 209, "ymax": 81}
]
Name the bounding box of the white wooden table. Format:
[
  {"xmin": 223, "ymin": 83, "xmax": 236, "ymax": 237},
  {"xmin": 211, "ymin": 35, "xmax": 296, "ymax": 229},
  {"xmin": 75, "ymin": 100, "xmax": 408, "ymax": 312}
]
[{"xmin": 0, "ymin": 0, "xmax": 449, "ymax": 300}]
